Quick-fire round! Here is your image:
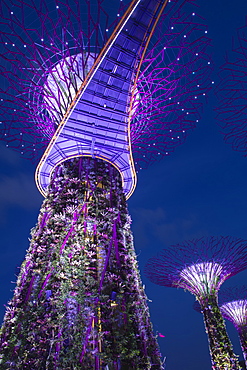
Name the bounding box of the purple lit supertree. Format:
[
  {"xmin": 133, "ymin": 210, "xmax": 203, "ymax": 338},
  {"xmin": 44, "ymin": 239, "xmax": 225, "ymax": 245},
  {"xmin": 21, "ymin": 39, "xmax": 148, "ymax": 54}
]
[
  {"xmin": 215, "ymin": 20, "xmax": 247, "ymax": 154},
  {"xmin": 144, "ymin": 236, "xmax": 247, "ymax": 370},
  {"xmin": 0, "ymin": 0, "xmax": 212, "ymax": 368},
  {"xmin": 193, "ymin": 286, "xmax": 247, "ymax": 369},
  {"xmin": 219, "ymin": 287, "xmax": 247, "ymax": 368}
]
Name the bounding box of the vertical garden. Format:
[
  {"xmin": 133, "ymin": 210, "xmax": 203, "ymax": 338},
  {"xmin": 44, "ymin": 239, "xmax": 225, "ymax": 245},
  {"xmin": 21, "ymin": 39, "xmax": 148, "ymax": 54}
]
[{"xmin": 0, "ymin": 158, "xmax": 161, "ymax": 369}]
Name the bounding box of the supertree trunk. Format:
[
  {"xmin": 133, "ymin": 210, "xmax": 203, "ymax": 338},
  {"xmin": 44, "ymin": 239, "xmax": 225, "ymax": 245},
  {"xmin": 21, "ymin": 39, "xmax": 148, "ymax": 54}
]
[
  {"xmin": 201, "ymin": 295, "xmax": 240, "ymax": 370},
  {"xmin": 0, "ymin": 157, "xmax": 161, "ymax": 370},
  {"xmin": 237, "ymin": 326, "xmax": 247, "ymax": 368}
]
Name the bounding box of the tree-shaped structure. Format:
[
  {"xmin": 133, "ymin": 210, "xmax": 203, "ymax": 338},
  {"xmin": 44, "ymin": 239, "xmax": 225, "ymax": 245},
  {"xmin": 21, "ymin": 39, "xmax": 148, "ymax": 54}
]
[
  {"xmin": 193, "ymin": 286, "xmax": 247, "ymax": 369},
  {"xmin": 144, "ymin": 236, "xmax": 247, "ymax": 370},
  {"xmin": 0, "ymin": 0, "xmax": 212, "ymax": 368},
  {"xmin": 0, "ymin": 0, "xmax": 212, "ymax": 174},
  {"xmin": 219, "ymin": 286, "xmax": 247, "ymax": 368},
  {"xmin": 215, "ymin": 20, "xmax": 247, "ymax": 154}
]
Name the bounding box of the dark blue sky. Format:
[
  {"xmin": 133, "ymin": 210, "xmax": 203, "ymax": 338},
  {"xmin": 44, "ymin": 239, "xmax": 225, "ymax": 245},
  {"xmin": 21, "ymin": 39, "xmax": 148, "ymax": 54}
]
[{"xmin": 0, "ymin": 0, "xmax": 247, "ymax": 369}]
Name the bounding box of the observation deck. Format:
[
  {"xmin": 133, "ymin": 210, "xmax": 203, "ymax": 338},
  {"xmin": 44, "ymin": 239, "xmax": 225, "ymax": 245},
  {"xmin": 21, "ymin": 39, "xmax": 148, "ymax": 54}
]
[{"xmin": 36, "ymin": 0, "xmax": 168, "ymax": 199}]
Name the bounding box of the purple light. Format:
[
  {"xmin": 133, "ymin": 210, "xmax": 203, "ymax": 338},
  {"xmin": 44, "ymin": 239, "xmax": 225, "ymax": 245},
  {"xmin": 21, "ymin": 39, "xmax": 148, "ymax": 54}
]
[
  {"xmin": 180, "ymin": 262, "xmax": 224, "ymax": 297},
  {"xmin": 144, "ymin": 236, "xmax": 247, "ymax": 299},
  {"xmin": 219, "ymin": 286, "xmax": 247, "ymax": 328},
  {"xmin": 0, "ymin": 1, "xmax": 212, "ymax": 365},
  {"xmin": 36, "ymin": 0, "xmax": 173, "ymax": 198},
  {"xmin": 0, "ymin": 157, "xmax": 163, "ymax": 368},
  {"xmin": 221, "ymin": 301, "xmax": 247, "ymax": 327},
  {"xmin": 0, "ymin": 0, "xmax": 212, "ymax": 175},
  {"xmin": 42, "ymin": 53, "xmax": 91, "ymax": 126},
  {"xmin": 145, "ymin": 236, "xmax": 247, "ymax": 369},
  {"xmin": 218, "ymin": 286, "xmax": 247, "ymax": 367}
]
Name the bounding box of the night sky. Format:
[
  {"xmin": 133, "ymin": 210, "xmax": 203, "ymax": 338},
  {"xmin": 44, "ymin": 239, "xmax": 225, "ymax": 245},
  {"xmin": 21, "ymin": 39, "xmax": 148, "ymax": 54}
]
[{"xmin": 0, "ymin": 0, "xmax": 247, "ymax": 369}]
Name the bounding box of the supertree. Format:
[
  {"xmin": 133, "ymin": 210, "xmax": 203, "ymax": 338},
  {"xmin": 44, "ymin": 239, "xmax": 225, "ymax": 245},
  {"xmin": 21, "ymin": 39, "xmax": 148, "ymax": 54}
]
[
  {"xmin": 0, "ymin": 0, "xmax": 212, "ymax": 368},
  {"xmin": 215, "ymin": 19, "xmax": 247, "ymax": 154},
  {"xmin": 219, "ymin": 286, "xmax": 247, "ymax": 368},
  {"xmin": 144, "ymin": 236, "xmax": 247, "ymax": 370},
  {"xmin": 193, "ymin": 286, "xmax": 247, "ymax": 369}
]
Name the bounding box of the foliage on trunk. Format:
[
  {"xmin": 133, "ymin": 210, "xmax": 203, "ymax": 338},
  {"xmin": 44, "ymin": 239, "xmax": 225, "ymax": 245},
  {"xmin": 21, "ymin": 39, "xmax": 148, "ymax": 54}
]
[{"xmin": 0, "ymin": 157, "xmax": 162, "ymax": 369}]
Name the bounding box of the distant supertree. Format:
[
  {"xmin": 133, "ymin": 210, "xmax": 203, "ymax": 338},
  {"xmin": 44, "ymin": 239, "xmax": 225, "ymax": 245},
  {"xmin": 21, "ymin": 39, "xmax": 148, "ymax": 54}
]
[
  {"xmin": 193, "ymin": 286, "xmax": 247, "ymax": 369},
  {"xmin": 215, "ymin": 19, "xmax": 247, "ymax": 154},
  {"xmin": 0, "ymin": 0, "xmax": 212, "ymax": 368},
  {"xmin": 144, "ymin": 236, "xmax": 247, "ymax": 370},
  {"xmin": 219, "ymin": 287, "xmax": 247, "ymax": 368}
]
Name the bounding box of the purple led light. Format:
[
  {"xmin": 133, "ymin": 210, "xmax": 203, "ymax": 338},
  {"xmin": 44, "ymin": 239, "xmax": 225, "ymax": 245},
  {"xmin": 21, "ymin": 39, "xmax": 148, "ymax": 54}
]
[
  {"xmin": 0, "ymin": 157, "xmax": 163, "ymax": 368},
  {"xmin": 221, "ymin": 300, "xmax": 247, "ymax": 327},
  {"xmin": 0, "ymin": 0, "xmax": 212, "ymax": 172},
  {"xmin": 144, "ymin": 236, "xmax": 247, "ymax": 299},
  {"xmin": 145, "ymin": 236, "xmax": 247, "ymax": 369},
  {"xmin": 218, "ymin": 286, "xmax": 247, "ymax": 367},
  {"xmin": 219, "ymin": 286, "xmax": 247, "ymax": 327},
  {"xmin": 180, "ymin": 262, "xmax": 224, "ymax": 297}
]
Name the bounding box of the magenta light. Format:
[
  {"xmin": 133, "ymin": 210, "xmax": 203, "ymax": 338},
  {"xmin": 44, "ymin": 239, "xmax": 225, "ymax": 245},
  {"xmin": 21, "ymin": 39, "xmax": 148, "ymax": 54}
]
[
  {"xmin": 221, "ymin": 300, "xmax": 247, "ymax": 327},
  {"xmin": 144, "ymin": 236, "xmax": 247, "ymax": 299},
  {"xmin": 180, "ymin": 262, "xmax": 224, "ymax": 297},
  {"xmin": 0, "ymin": 0, "xmax": 212, "ymax": 173}
]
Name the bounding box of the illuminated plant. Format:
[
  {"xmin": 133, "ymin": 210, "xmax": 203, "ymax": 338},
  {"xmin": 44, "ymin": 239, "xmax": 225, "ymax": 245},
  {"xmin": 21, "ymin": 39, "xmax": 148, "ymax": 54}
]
[
  {"xmin": 0, "ymin": 0, "xmax": 212, "ymax": 368},
  {"xmin": 215, "ymin": 20, "xmax": 247, "ymax": 155},
  {"xmin": 145, "ymin": 236, "xmax": 247, "ymax": 370}
]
